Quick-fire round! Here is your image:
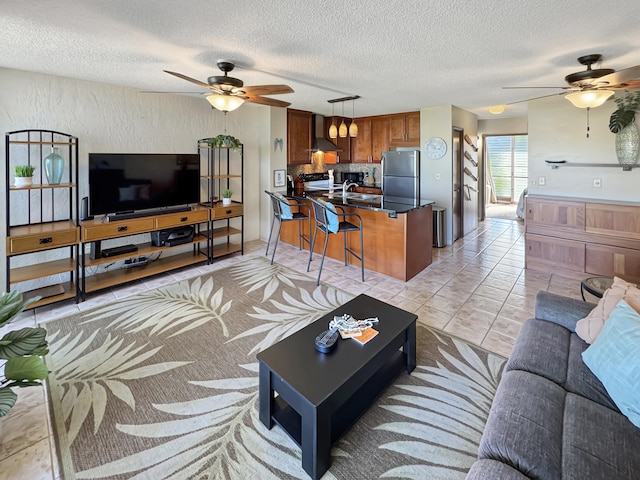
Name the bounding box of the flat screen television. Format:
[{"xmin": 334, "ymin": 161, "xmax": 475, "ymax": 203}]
[{"xmin": 88, "ymin": 153, "xmax": 200, "ymax": 216}]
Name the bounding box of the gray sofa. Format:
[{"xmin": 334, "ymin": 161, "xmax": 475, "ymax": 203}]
[{"xmin": 467, "ymin": 291, "xmax": 640, "ymax": 479}]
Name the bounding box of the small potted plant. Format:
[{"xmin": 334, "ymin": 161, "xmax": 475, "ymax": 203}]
[
  {"xmin": 0, "ymin": 291, "xmax": 48, "ymax": 418},
  {"xmin": 222, "ymin": 189, "xmax": 233, "ymax": 206},
  {"xmin": 205, "ymin": 135, "xmax": 242, "ymax": 150},
  {"xmin": 13, "ymin": 165, "xmax": 36, "ymax": 187}
]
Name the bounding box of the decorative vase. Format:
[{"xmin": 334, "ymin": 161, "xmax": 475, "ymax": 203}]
[
  {"xmin": 14, "ymin": 176, "xmax": 33, "ymax": 187},
  {"xmin": 222, "ymin": 198, "xmax": 232, "ymax": 206},
  {"xmin": 44, "ymin": 147, "xmax": 65, "ymax": 184},
  {"xmin": 615, "ymin": 122, "xmax": 640, "ymax": 166}
]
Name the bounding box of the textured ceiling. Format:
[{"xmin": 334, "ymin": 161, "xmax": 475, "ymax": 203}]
[{"xmin": 2, "ymin": 0, "xmax": 640, "ymax": 119}]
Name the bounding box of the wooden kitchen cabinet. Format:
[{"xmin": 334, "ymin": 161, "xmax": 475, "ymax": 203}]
[
  {"xmin": 352, "ymin": 116, "xmax": 389, "ymax": 163},
  {"xmin": 389, "ymin": 112, "xmax": 420, "ymax": 145},
  {"xmin": 287, "ymin": 109, "xmax": 312, "ymax": 164}
]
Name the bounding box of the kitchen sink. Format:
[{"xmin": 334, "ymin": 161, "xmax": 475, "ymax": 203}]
[
  {"xmin": 347, "ymin": 193, "xmax": 383, "ymax": 201},
  {"xmin": 322, "ymin": 192, "xmax": 383, "ymax": 201}
]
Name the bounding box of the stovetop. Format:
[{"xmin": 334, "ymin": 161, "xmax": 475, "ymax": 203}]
[{"xmin": 299, "ymin": 172, "xmax": 329, "ymax": 182}]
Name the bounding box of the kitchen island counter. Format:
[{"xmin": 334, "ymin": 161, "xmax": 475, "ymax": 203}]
[{"xmin": 277, "ymin": 191, "xmax": 433, "ymax": 281}]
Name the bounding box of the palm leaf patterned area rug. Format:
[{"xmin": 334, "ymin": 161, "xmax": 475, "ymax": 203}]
[{"xmin": 42, "ymin": 257, "xmax": 505, "ymax": 480}]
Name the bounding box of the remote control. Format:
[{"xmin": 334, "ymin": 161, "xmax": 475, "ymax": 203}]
[{"xmin": 315, "ymin": 326, "xmax": 340, "ymax": 353}]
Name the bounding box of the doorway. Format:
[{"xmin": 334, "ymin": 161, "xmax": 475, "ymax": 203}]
[
  {"xmin": 452, "ymin": 128, "xmax": 464, "ymax": 240},
  {"xmin": 484, "ymin": 134, "xmax": 528, "ymax": 220}
]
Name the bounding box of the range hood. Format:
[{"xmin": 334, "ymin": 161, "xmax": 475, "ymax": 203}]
[{"xmin": 310, "ymin": 114, "xmax": 342, "ymax": 152}]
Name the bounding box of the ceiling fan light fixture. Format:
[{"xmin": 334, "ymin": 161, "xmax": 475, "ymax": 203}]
[
  {"xmin": 565, "ymin": 90, "xmax": 614, "ymax": 109},
  {"xmin": 206, "ymin": 93, "xmax": 245, "ymax": 112},
  {"xmin": 488, "ymin": 105, "xmax": 506, "ymax": 114}
]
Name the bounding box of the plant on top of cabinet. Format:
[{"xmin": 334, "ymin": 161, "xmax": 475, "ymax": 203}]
[{"xmin": 203, "ymin": 134, "xmax": 242, "ymax": 150}]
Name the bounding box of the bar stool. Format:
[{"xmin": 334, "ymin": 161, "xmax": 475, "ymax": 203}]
[
  {"xmin": 306, "ymin": 197, "xmax": 364, "ymax": 285},
  {"xmin": 265, "ymin": 191, "xmax": 310, "ymax": 264}
]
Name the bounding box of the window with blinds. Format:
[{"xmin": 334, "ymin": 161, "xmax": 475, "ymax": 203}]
[{"xmin": 486, "ymin": 135, "xmax": 528, "ymax": 203}]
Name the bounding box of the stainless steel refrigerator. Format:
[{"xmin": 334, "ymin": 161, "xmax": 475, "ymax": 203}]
[{"xmin": 381, "ymin": 150, "xmax": 420, "ymax": 201}]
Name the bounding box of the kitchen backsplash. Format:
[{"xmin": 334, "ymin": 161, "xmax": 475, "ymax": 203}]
[{"xmin": 288, "ymin": 156, "xmax": 379, "ymax": 184}]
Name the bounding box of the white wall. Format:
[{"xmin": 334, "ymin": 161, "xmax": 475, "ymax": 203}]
[
  {"xmin": 1, "ymin": 68, "xmax": 279, "ymax": 290},
  {"xmin": 528, "ymin": 95, "xmax": 638, "ymax": 200},
  {"xmin": 453, "ymin": 106, "xmax": 478, "ymax": 235},
  {"xmin": 420, "ymin": 105, "xmax": 479, "ymax": 245},
  {"xmin": 478, "ymin": 116, "xmax": 528, "ymax": 136}
]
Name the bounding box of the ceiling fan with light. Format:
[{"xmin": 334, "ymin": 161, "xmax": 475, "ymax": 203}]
[
  {"xmin": 504, "ymin": 54, "xmax": 640, "ymax": 109},
  {"xmin": 163, "ymin": 61, "xmax": 294, "ymax": 112}
]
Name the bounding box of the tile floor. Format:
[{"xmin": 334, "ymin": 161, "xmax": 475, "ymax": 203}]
[{"xmin": 0, "ymin": 217, "xmax": 587, "ymax": 479}]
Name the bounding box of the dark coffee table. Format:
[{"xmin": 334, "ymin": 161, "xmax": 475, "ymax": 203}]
[
  {"xmin": 257, "ymin": 294, "xmax": 417, "ymax": 480},
  {"xmin": 581, "ymin": 276, "xmax": 614, "ymax": 300}
]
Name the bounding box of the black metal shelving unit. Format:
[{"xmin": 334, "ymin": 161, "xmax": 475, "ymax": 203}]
[{"xmin": 4, "ymin": 129, "xmax": 79, "ymax": 308}]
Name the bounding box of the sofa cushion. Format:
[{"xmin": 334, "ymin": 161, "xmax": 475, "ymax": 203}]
[
  {"xmin": 478, "ymin": 370, "xmax": 565, "ymax": 480},
  {"xmin": 565, "ymin": 332, "xmax": 619, "ymax": 412},
  {"xmin": 465, "ymin": 459, "xmax": 530, "ymax": 480},
  {"xmin": 506, "ymin": 318, "xmax": 570, "ymax": 386},
  {"xmin": 563, "ymin": 393, "xmax": 640, "ymax": 480},
  {"xmin": 576, "ymin": 276, "xmax": 640, "ymax": 344},
  {"xmin": 507, "ymin": 318, "xmax": 617, "ymax": 411},
  {"xmin": 582, "ymin": 300, "xmax": 640, "ymax": 427}
]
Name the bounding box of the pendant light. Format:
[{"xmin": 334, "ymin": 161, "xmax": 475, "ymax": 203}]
[
  {"xmin": 329, "ymin": 102, "xmax": 338, "ymax": 139},
  {"xmin": 349, "ymin": 98, "xmax": 358, "ymax": 137},
  {"xmin": 339, "ymin": 102, "xmax": 348, "ymax": 138}
]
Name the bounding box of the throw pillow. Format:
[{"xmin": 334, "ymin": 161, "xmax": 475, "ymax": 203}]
[
  {"xmin": 273, "ymin": 192, "xmax": 293, "ymax": 220},
  {"xmin": 316, "ymin": 199, "xmax": 339, "ymax": 233},
  {"xmin": 576, "ymin": 276, "xmax": 640, "ymax": 344},
  {"xmin": 582, "ymin": 299, "xmax": 640, "ymax": 428}
]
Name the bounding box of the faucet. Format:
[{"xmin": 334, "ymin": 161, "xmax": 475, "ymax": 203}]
[{"xmin": 343, "ymin": 180, "xmax": 358, "ymax": 197}]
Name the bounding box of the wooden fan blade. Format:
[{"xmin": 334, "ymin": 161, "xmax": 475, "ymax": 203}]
[
  {"xmin": 140, "ymin": 91, "xmax": 203, "ymax": 94},
  {"xmin": 502, "ymin": 86, "xmax": 572, "ymax": 90},
  {"xmin": 241, "ymin": 85, "xmax": 294, "ymax": 96},
  {"xmin": 163, "ymin": 70, "xmax": 213, "ymax": 90},
  {"xmin": 506, "ymin": 92, "xmax": 566, "ymax": 105},
  {"xmin": 592, "ymin": 65, "xmax": 640, "ymax": 89},
  {"xmin": 243, "ymin": 95, "xmax": 291, "ymax": 108}
]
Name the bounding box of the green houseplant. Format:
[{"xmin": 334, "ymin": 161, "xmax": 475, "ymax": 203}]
[
  {"xmin": 13, "ymin": 165, "xmax": 36, "ymax": 187},
  {"xmin": 14, "ymin": 165, "xmax": 36, "ymax": 177},
  {"xmin": 0, "ymin": 291, "xmax": 48, "ymax": 417},
  {"xmin": 204, "ymin": 135, "xmax": 241, "ymax": 150},
  {"xmin": 609, "ymin": 91, "xmax": 640, "ymax": 134},
  {"xmin": 222, "ymin": 189, "xmax": 233, "ymax": 205},
  {"xmin": 609, "ymin": 91, "xmax": 640, "ymax": 166}
]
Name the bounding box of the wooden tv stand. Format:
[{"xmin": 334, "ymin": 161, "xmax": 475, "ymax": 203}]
[{"xmin": 79, "ymin": 206, "xmax": 212, "ymax": 298}]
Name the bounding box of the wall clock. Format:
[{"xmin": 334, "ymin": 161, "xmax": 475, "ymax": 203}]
[{"xmin": 425, "ymin": 137, "xmax": 447, "ymax": 159}]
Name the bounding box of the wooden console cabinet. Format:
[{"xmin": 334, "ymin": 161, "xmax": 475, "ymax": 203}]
[
  {"xmin": 525, "ymin": 195, "xmax": 640, "ymax": 282},
  {"xmin": 80, "ymin": 207, "xmax": 211, "ymax": 297}
]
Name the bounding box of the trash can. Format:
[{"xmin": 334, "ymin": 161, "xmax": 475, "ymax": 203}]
[{"xmin": 432, "ymin": 206, "xmax": 446, "ymax": 248}]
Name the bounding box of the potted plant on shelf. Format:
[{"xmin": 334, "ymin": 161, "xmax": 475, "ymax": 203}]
[
  {"xmin": 204, "ymin": 134, "xmax": 242, "ymax": 150},
  {"xmin": 609, "ymin": 91, "xmax": 640, "ymax": 166},
  {"xmin": 222, "ymin": 189, "xmax": 233, "ymax": 206},
  {"xmin": 13, "ymin": 165, "xmax": 36, "ymax": 187},
  {"xmin": 0, "ymin": 291, "xmax": 48, "ymax": 418}
]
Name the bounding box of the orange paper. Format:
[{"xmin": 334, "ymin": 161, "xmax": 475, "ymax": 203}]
[{"xmin": 352, "ymin": 327, "xmax": 378, "ymax": 345}]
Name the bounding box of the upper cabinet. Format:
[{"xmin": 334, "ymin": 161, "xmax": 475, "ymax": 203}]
[
  {"xmin": 389, "ymin": 112, "xmax": 420, "ymax": 146},
  {"xmin": 352, "ymin": 116, "xmax": 389, "ymax": 163},
  {"xmin": 287, "ymin": 109, "xmax": 312, "ymax": 164}
]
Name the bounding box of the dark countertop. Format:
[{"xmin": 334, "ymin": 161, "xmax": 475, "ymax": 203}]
[{"xmin": 280, "ymin": 189, "xmax": 434, "ymax": 217}]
